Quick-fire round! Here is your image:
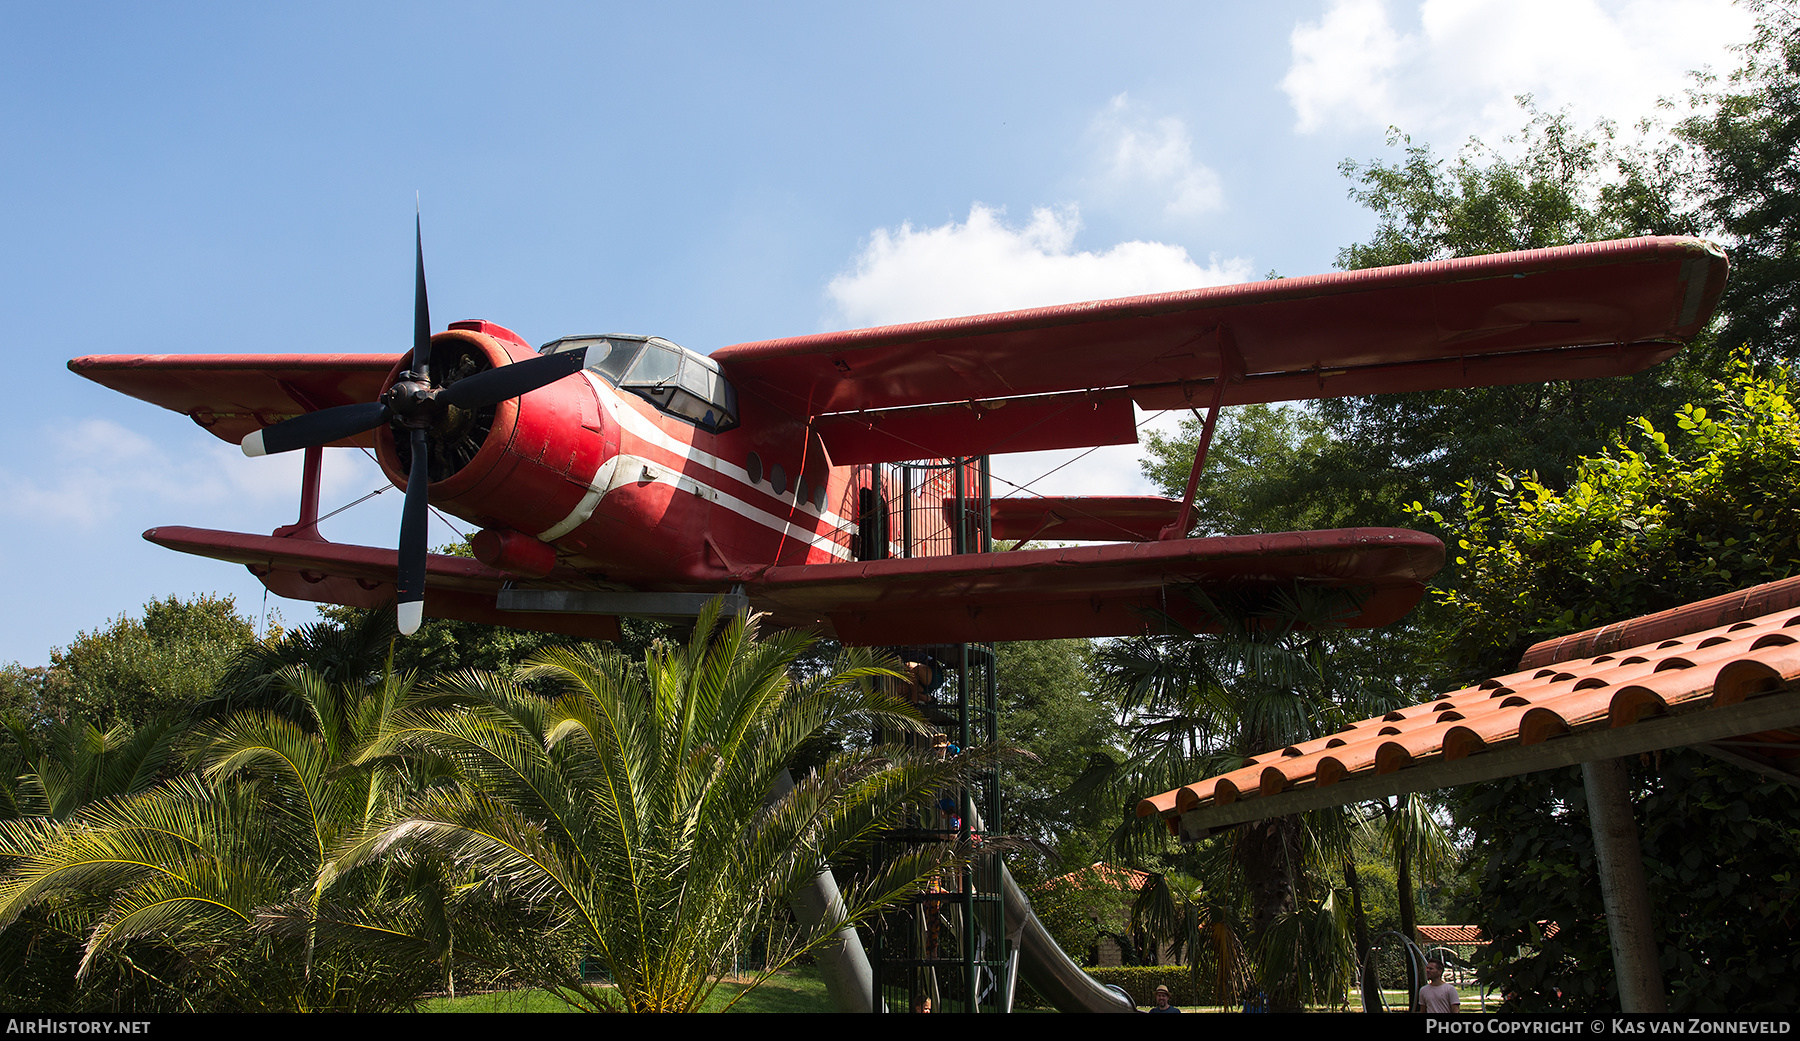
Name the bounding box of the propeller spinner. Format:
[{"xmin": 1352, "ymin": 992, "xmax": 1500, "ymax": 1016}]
[{"xmin": 241, "ymin": 215, "xmax": 587, "ymax": 634}]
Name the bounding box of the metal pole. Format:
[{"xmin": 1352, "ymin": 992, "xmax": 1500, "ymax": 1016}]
[
  {"xmin": 979, "ymin": 455, "xmax": 991, "ymax": 554},
  {"xmin": 952, "ymin": 458, "xmax": 966, "ymax": 556},
  {"xmin": 1582, "ymin": 758, "xmax": 1667, "ymax": 1012},
  {"xmin": 902, "ymin": 465, "xmax": 914, "ymax": 559}
]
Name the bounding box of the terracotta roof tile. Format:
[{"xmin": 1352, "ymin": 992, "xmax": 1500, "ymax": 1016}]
[
  {"xmin": 1417, "ymin": 925, "xmax": 1485, "ymax": 945},
  {"xmin": 1048, "ymin": 862, "xmax": 1149, "ymax": 892},
  {"xmin": 1140, "ymin": 585, "xmax": 1800, "ymax": 838}
]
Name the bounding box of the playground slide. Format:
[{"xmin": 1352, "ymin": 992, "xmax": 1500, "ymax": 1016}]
[
  {"xmin": 1001, "ymin": 863, "xmax": 1138, "ymax": 1014},
  {"xmin": 794, "ymin": 859, "xmax": 1137, "ymax": 1013},
  {"xmin": 784, "ymin": 770, "xmax": 1134, "ymax": 1013}
]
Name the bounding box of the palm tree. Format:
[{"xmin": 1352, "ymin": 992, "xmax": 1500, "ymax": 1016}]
[
  {"xmin": 1365, "ymin": 792, "xmax": 1454, "ymax": 946},
  {"xmin": 362, "ymin": 602, "xmax": 988, "ymax": 1012},
  {"xmin": 1088, "ymin": 584, "xmax": 1396, "ymax": 1010},
  {"xmin": 0, "ymin": 713, "xmax": 181, "ymax": 822},
  {"xmin": 0, "ymin": 664, "xmax": 480, "ymax": 1011}
]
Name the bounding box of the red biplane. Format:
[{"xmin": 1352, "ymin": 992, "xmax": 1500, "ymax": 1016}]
[{"xmin": 69, "ymin": 230, "xmax": 1727, "ymax": 644}]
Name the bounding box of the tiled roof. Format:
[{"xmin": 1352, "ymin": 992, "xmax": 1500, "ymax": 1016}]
[
  {"xmin": 1417, "ymin": 925, "xmax": 1484, "ymax": 945},
  {"xmin": 1520, "ymin": 574, "xmax": 1800, "ymax": 669},
  {"xmin": 1048, "ymin": 862, "xmax": 1150, "ymax": 892},
  {"xmin": 1139, "ymin": 587, "xmax": 1800, "ymax": 839}
]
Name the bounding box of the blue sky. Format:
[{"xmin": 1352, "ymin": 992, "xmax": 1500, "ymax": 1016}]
[{"xmin": 0, "ymin": 1, "xmax": 1754, "ymax": 664}]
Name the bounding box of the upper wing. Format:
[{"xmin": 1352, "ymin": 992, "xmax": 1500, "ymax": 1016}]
[
  {"xmin": 738, "ymin": 527, "xmax": 1445, "ymax": 645},
  {"xmin": 715, "ymin": 237, "xmax": 1728, "ymax": 461},
  {"xmin": 68, "ymin": 354, "xmax": 401, "ymax": 445}
]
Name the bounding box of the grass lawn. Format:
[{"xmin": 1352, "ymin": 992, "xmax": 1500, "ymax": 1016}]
[
  {"xmin": 423, "ymin": 970, "xmax": 1501, "ymax": 1013},
  {"xmin": 419, "ymin": 964, "xmax": 836, "ymax": 1013}
]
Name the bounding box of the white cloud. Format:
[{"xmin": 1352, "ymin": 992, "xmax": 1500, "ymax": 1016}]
[
  {"xmin": 828, "ymin": 202, "xmax": 1251, "ymax": 510},
  {"xmin": 1088, "ymin": 94, "xmax": 1225, "ymax": 219},
  {"xmin": 1283, "ymin": 0, "xmax": 1752, "ymax": 143},
  {"xmin": 826, "ymin": 203, "xmax": 1251, "ymax": 328},
  {"xmin": 0, "ymin": 418, "xmax": 380, "ymax": 529}
]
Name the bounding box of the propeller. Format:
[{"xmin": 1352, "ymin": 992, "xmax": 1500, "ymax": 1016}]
[{"xmin": 242, "ymin": 214, "xmax": 587, "ymax": 635}]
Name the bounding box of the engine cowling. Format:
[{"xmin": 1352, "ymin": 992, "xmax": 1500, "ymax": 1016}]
[{"xmin": 373, "ymin": 322, "xmax": 613, "ymax": 552}]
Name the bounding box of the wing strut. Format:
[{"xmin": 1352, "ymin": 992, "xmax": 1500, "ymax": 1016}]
[
  {"xmin": 274, "ymin": 445, "xmax": 326, "ymax": 542},
  {"xmin": 1160, "ymin": 326, "xmax": 1240, "ymax": 540}
]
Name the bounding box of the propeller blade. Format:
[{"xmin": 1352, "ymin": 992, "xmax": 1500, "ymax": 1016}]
[
  {"xmin": 414, "ymin": 211, "xmax": 432, "ymax": 383},
  {"xmin": 438, "ymin": 347, "xmax": 589, "ymax": 409},
  {"xmin": 396, "ymin": 426, "xmax": 430, "ymax": 635},
  {"xmin": 242, "ymin": 401, "xmax": 391, "ymax": 457}
]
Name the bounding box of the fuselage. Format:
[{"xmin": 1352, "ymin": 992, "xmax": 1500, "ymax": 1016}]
[{"xmin": 372, "ymin": 322, "xmax": 878, "ymax": 589}]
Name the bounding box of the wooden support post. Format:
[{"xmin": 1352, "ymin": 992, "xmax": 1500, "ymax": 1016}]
[{"xmin": 1582, "ymin": 757, "xmax": 1666, "ymax": 1012}]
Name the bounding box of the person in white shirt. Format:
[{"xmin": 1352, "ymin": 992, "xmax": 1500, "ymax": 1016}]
[{"xmin": 1420, "ymin": 957, "xmax": 1460, "ymax": 1013}]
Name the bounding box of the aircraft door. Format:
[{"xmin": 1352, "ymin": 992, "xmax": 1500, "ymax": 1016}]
[{"xmin": 856, "ymin": 482, "xmax": 890, "ymax": 561}]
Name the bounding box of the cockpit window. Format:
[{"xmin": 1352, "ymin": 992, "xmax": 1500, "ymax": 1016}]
[
  {"xmin": 624, "ymin": 343, "xmax": 681, "ymax": 385},
  {"xmin": 586, "ymin": 340, "xmax": 636, "ymax": 383},
  {"xmin": 539, "ymin": 334, "xmax": 739, "ymax": 432}
]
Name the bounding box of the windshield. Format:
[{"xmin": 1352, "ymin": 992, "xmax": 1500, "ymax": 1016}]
[{"xmin": 540, "ymin": 334, "xmax": 739, "ymax": 432}]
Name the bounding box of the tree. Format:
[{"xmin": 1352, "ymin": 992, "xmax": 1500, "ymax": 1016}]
[
  {"xmin": 1681, "ymin": 0, "xmax": 1800, "ymax": 363},
  {"xmin": 1135, "ymin": 105, "xmax": 1716, "ymax": 715},
  {"xmin": 1140, "ymin": 404, "xmax": 1360, "ymax": 537},
  {"xmin": 991, "ymin": 639, "xmax": 1122, "ymax": 867},
  {"xmin": 0, "ymin": 713, "xmax": 181, "ymax": 822},
  {"xmin": 43, "ymin": 595, "xmax": 256, "ymax": 728},
  {"xmin": 1140, "ymin": 106, "xmax": 1714, "ymax": 562},
  {"xmin": 1420, "ymin": 358, "xmax": 1800, "ymax": 678},
  {"xmin": 314, "ymin": 604, "xmax": 670, "ymax": 678},
  {"xmin": 1326, "ymin": 104, "xmax": 1713, "ymax": 519},
  {"xmin": 1086, "ymin": 586, "xmax": 1389, "ymax": 1010},
  {"xmin": 1364, "ymin": 793, "xmax": 1454, "ymax": 951},
  {"xmin": 1426, "ymin": 361, "xmax": 1800, "ymax": 1012},
  {"xmin": 0, "ymin": 663, "xmax": 496, "ymax": 1011},
  {"xmin": 362, "ymin": 603, "xmax": 991, "ymax": 1012}
]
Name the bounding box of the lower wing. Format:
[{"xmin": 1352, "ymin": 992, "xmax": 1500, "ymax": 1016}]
[
  {"xmin": 738, "ymin": 528, "xmax": 1445, "ymax": 644},
  {"xmin": 144, "ymin": 526, "xmax": 622, "ymax": 640},
  {"xmin": 147, "ymin": 524, "xmax": 1442, "ymax": 645}
]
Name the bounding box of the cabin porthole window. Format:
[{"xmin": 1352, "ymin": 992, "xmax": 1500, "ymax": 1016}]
[
  {"xmin": 746, "ymin": 452, "xmax": 762, "ymax": 485},
  {"xmin": 770, "ymin": 464, "xmax": 787, "ymax": 496}
]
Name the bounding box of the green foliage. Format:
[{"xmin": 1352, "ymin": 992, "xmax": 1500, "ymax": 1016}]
[
  {"xmin": 363, "ymin": 604, "xmax": 990, "ymax": 1012},
  {"xmin": 1338, "ymin": 105, "xmax": 1697, "ymax": 270},
  {"xmin": 1418, "ymin": 359, "xmax": 1800, "ymax": 679},
  {"xmin": 421, "ymin": 966, "xmax": 838, "ymax": 1013},
  {"xmin": 1680, "ymin": 0, "xmax": 1800, "ymax": 362},
  {"xmin": 1084, "ymin": 963, "xmax": 1218, "ymax": 1007},
  {"xmin": 1251, "ymin": 882, "xmax": 1357, "ymax": 1011},
  {"xmin": 0, "ymin": 714, "xmax": 182, "ymax": 822},
  {"xmin": 1427, "ymin": 362, "xmax": 1800, "ymax": 1013},
  {"xmin": 1458, "ymin": 754, "xmax": 1800, "ymax": 1014},
  {"xmin": 44, "ymin": 595, "xmax": 256, "ymax": 728},
  {"xmin": 0, "ymin": 665, "xmax": 50, "ymax": 720},
  {"xmin": 314, "ymin": 602, "xmax": 669, "ymax": 678},
  {"xmin": 1083, "ymin": 587, "xmax": 1392, "ymax": 1009},
  {"xmin": 992, "ymin": 639, "xmax": 1122, "ymax": 862},
  {"xmin": 1015, "ymin": 861, "xmax": 1124, "ymax": 967},
  {"xmin": 1314, "ymin": 104, "xmax": 1715, "ymax": 527},
  {"xmin": 1140, "ymin": 405, "xmax": 1366, "ymax": 536},
  {"xmin": 0, "ymin": 665, "xmax": 499, "ymax": 1012}
]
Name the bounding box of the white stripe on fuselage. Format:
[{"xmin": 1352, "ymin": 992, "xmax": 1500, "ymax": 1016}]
[
  {"xmin": 587, "ymin": 452, "xmax": 853, "ymax": 561},
  {"xmin": 533, "ymin": 372, "xmax": 853, "ymax": 561}
]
